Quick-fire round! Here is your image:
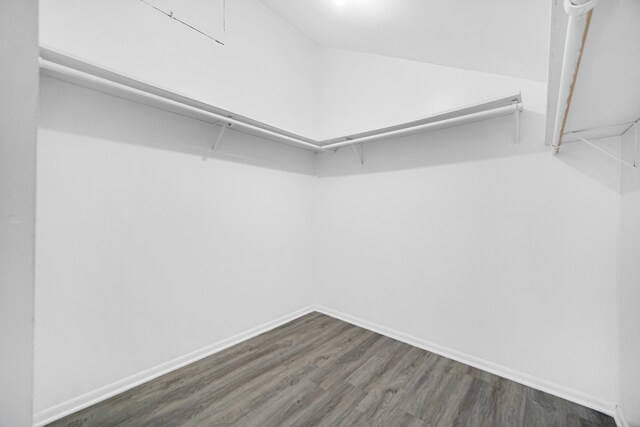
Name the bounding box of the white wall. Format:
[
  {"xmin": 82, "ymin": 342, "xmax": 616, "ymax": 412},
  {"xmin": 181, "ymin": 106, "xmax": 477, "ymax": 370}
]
[
  {"xmin": 37, "ymin": 0, "xmax": 628, "ymax": 420},
  {"xmin": 317, "ymin": 47, "xmax": 547, "ymax": 140},
  {"xmin": 40, "ymin": 0, "xmax": 320, "ymax": 137},
  {"xmin": 619, "ymin": 127, "xmax": 640, "ymax": 426},
  {"xmin": 0, "ymin": 1, "xmax": 38, "ymax": 426},
  {"xmin": 314, "ymin": 116, "xmax": 620, "ymax": 408},
  {"xmin": 35, "ymin": 65, "xmax": 625, "ymax": 424},
  {"xmin": 35, "ymin": 80, "xmax": 624, "ymax": 420},
  {"xmin": 34, "ymin": 77, "xmax": 317, "ymax": 417}
]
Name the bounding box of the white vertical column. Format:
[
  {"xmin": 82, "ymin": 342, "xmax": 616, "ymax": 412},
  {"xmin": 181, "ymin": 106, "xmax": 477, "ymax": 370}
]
[{"xmin": 0, "ymin": 0, "xmax": 39, "ymax": 425}]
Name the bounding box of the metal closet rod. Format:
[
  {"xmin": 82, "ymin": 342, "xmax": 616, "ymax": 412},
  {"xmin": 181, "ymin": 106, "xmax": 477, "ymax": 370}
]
[
  {"xmin": 321, "ymin": 103, "xmax": 523, "ymax": 150},
  {"xmin": 38, "ymin": 58, "xmax": 328, "ymax": 153},
  {"xmin": 39, "ymin": 57, "xmax": 522, "ymax": 153}
]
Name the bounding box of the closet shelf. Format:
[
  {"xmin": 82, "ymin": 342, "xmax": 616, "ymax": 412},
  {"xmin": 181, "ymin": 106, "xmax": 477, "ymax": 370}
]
[{"xmin": 39, "ymin": 46, "xmax": 523, "ymax": 153}]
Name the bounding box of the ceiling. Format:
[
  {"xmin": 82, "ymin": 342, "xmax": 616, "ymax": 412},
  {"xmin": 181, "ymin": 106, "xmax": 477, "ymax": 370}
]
[{"xmin": 260, "ymin": 0, "xmax": 552, "ymax": 82}]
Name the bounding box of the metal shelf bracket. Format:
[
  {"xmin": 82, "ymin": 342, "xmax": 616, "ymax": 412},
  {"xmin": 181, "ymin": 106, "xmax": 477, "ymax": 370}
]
[
  {"xmin": 203, "ymin": 122, "xmax": 230, "ymax": 160},
  {"xmin": 351, "ymin": 143, "xmax": 365, "ymax": 167},
  {"xmin": 569, "ymin": 122, "xmax": 638, "ymax": 178},
  {"xmin": 514, "ymin": 100, "xmax": 521, "ymax": 144}
]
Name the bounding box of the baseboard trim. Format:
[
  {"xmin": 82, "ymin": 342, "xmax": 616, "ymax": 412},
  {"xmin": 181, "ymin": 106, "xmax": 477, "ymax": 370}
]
[
  {"xmin": 34, "ymin": 304, "xmax": 622, "ymax": 427},
  {"xmin": 614, "ymin": 405, "xmax": 630, "ymax": 427},
  {"xmin": 33, "ymin": 305, "xmax": 317, "ymax": 427},
  {"xmin": 314, "ymin": 305, "xmax": 619, "ymax": 421}
]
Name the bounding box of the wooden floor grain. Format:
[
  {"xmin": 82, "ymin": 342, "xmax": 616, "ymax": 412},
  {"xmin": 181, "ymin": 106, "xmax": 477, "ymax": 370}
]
[{"xmin": 47, "ymin": 312, "xmax": 616, "ymax": 427}]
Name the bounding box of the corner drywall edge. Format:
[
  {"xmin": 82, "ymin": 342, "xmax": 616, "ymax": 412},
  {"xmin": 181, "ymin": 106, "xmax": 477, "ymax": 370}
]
[{"xmin": 0, "ymin": 0, "xmax": 38, "ymax": 425}]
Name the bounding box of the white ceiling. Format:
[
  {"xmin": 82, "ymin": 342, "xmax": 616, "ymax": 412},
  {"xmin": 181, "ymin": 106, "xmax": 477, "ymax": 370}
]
[{"xmin": 260, "ymin": 0, "xmax": 552, "ymax": 82}]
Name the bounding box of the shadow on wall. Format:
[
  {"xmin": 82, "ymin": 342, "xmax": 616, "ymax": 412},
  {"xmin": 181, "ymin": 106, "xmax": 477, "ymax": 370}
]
[
  {"xmin": 38, "ymin": 76, "xmax": 317, "ymax": 176},
  {"xmin": 317, "ymin": 111, "xmax": 623, "ymax": 193},
  {"xmin": 554, "ymin": 136, "xmax": 625, "ymax": 193}
]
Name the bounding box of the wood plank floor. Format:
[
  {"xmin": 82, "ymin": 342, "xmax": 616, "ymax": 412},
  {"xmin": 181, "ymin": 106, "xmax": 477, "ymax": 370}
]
[{"xmin": 48, "ymin": 312, "xmax": 616, "ymax": 427}]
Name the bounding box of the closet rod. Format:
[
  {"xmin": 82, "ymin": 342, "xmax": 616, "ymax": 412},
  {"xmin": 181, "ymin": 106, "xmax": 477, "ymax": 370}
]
[
  {"xmin": 321, "ymin": 103, "xmax": 523, "ymax": 150},
  {"xmin": 39, "ymin": 50, "xmax": 524, "ymax": 154},
  {"xmin": 38, "ymin": 58, "xmax": 329, "ymax": 153}
]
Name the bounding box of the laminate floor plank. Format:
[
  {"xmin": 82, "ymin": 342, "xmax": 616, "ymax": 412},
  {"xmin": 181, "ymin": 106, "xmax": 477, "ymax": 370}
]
[
  {"xmin": 489, "ymin": 377, "xmax": 527, "ymax": 426},
  {"xmin": 523, "ymin": 387, "xmax": 569, "ymax": 427},
  {"xmin": 133, "ymin": 319, "xmax": 355, "ymax": 426},
  {"xmin": 296, "ymin": 382, "xmax": 368, "ymax": 427},
  {"xmin": 344, "ymin": 339, "xmax": 408, "ymax": 389},
  {"xmin": 352, "ymin": 347, "xmax": 429, "ymax": 425},
  {"xmin": 64, "ymin": 315, "xmax": 347, "ymax": 427},
  {"xmin": 240, "ymin": 379, "xmax": 324, "ymax": 427},
  {"xmin": 307, "ymin": 333, "xmax": 388, "ymax": 391},
  {"xmin": 203, "ymin": 325, "xmax": 373, "ymax": 426},
  {"xmin": 449, "ymin": 377, "xmax": 493, "ymax": 427},
  {"xmin": 61, "ymin": 313, "xmax": 331, "ymax": 427},
  {"xmin": 47, "ymin": 312, "xmax": 616, "ymax": 427}
]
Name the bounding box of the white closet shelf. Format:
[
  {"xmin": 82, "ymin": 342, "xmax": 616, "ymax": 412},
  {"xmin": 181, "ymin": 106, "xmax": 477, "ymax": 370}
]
[{"xmin": 39, "ymin": 46, "xmax": 524, "ymax": 153}]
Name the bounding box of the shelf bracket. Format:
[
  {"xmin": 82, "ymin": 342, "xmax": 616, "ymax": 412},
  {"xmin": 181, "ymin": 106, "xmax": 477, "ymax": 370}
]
[
  {"xmin": 628, "ymin": 121, "xmax": 638, "ymax": 179},
  {"xmin": 203, "ymin": 123, "xmax": 229, "ymax": 161},
  {"xmin": 513, "ymin": 100, "xmax": 521, "ymax": 144},
  {"xmin": 351, "ymin": 143, "xmax": 365, "ymax": 167},
  {"xmin": 571, "ymin": 131, "xmax": 637, "ymax": 177},
  {"xmin": 313, "ymin": 151, "xmax": 319, "ymax": 176},
  {"xmin": 635, "ymin": 121, "xmax": 638, "ymax": 179}
]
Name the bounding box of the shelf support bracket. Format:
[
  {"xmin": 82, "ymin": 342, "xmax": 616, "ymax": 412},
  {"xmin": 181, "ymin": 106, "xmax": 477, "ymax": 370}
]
[
  {"xmin": 313, "ymin": 151, "xmax": 319, "ymax": 176},
  {"xmin": 634, "ymin": 122, "xmax": 638, "ymax": 179},
  {"xmin": 571, "ymin": 131, "xmax": 637, "ymax": 176},
  {"xmin": 203, "ymin": 123, "xmax": 229, "ymax": 161},
  {"xmin": 632, "ymin": 121, "xmax": 638, "ymax": 179},
  {"xmin": 351, "ymin": 143, "xmax": 365, "ymax": 167},
  {"xmin": 514, "ymin": 100, "xmax": 521, "ymax": 144}
]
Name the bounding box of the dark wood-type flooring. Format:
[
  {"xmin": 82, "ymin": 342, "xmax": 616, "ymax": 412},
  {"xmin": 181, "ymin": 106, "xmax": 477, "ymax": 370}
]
[{"xmin": 48, "ymin": 312, "xmax": 616, "ymax": 427}]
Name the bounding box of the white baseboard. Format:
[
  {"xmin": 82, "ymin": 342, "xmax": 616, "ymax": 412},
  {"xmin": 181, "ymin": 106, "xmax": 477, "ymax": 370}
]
[
  {"xmin": 615, "ymin": 405, "xmax": 630, "ymax": 427},
  {"xmin": 35, "ymin": 304, "xmax": 623, "ymax": 427},
  {"xmin": 314, "ymin": 305, "xmax": 619, "ymax": 422},
  {"xmin": 33, "ymin": 305, "xmax": 317, "ymax": 427}
]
